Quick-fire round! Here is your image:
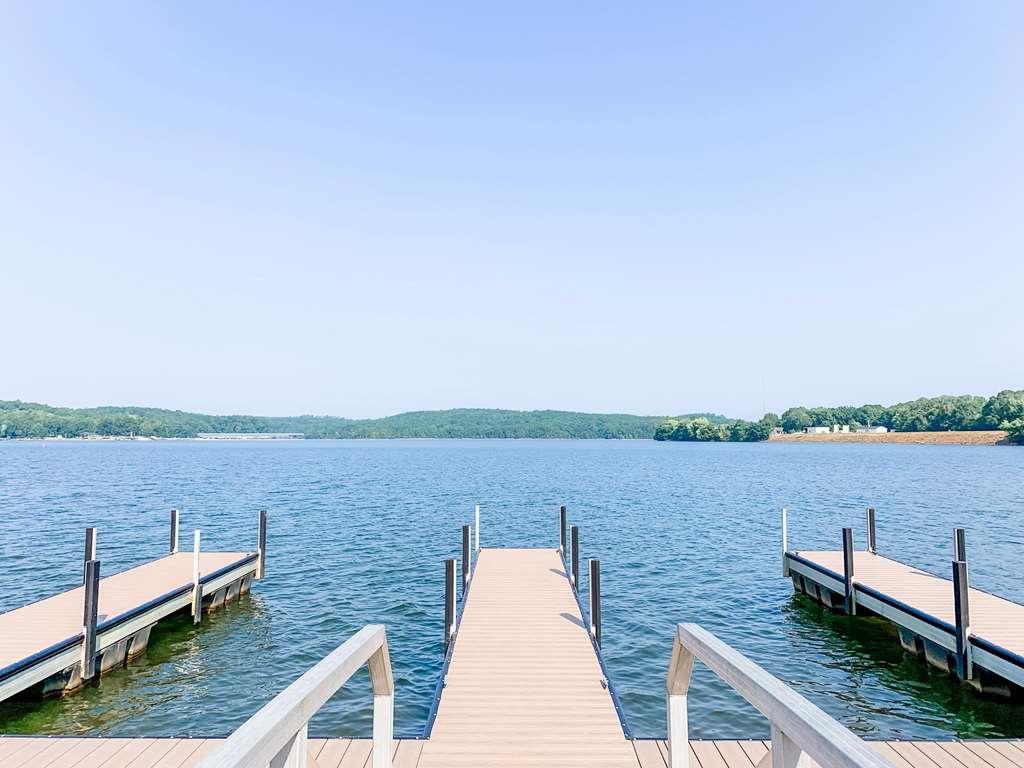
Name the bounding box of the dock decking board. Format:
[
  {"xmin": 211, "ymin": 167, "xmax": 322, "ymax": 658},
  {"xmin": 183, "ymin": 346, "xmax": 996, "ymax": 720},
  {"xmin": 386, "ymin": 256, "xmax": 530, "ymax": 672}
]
[
  {"xmin": 418, "ymin": 547, "xmax": 635, "ymax": 767},
  {"xmin": 5, "ymin": 739, "xmax": 1024, "ymax": 768},
  {"xmin": 0, "ymin": 552, "xmax": 258, "ymax": 702}
]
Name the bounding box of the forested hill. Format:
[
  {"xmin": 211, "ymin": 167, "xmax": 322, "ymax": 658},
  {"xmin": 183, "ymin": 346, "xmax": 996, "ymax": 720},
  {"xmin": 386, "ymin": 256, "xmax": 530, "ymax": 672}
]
[{"xmin": 0, "ymin": 401, "xmax": 729, "ymax": 439}]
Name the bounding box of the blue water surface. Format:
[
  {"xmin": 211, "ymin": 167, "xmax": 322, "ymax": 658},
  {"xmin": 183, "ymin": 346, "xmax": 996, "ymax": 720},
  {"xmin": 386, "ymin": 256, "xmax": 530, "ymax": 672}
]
[{"xmin": 1, "ymin": 439, "xmax": 1023, "ymax": 739}]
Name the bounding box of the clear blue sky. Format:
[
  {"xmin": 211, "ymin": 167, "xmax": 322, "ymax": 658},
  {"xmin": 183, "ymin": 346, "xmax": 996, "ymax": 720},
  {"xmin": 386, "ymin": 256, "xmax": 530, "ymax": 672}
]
[{"xmin": 2, "ymin": 3, "xmax": 1021, "ymax": 419}]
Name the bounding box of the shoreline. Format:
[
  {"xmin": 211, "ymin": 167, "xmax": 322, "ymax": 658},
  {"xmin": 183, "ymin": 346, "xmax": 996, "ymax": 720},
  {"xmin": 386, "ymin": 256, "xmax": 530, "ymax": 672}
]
[{"xmin": 769, "ymin": 430, "xmax": 1008, "ymax": 445}]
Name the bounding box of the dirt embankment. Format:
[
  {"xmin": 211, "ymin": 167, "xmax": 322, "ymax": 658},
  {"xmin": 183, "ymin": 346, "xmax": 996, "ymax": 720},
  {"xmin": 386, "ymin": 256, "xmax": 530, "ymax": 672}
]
[{"xmin": 769, "ymin": 430, "xmax": 1009, "ymax": 445}]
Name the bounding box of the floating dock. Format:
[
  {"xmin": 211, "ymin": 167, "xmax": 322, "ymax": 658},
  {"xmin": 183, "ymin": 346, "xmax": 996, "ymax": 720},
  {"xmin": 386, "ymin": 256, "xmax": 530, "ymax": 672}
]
[
  {"xmin": 783, "ymin": 508, "xmax": 1024, "ymax": 696},
  {"xmin": 0, "ymin": 510, "xmax": 266, "ymax": 703}
]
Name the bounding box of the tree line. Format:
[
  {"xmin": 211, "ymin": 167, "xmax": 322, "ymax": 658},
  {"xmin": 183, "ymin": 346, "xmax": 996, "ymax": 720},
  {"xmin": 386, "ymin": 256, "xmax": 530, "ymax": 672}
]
[
  {"xmin": 0, "ymin": 401, "xmax": 723, "ymax": 440},
  {"xmin": 654, "ymin": 391, "xmax": 1024, "ymax": 444}
]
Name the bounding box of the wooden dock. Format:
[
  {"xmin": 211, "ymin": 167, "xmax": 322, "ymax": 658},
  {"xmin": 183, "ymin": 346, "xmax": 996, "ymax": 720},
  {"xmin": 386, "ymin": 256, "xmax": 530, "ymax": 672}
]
[
  {"xmin": 419, "ymin": 548, "xmax": 633, "ymax": 768},
  {"xmin": 783, "ymin": 509, "xmax": 1024, "ymax": 696},
  {"xmin": 6, "ymin": 737, "xmax": 1024, "ymax": 768},
  {"xmin": 0, "ymin": 511, "xmax": 266, "ymax": 703}
]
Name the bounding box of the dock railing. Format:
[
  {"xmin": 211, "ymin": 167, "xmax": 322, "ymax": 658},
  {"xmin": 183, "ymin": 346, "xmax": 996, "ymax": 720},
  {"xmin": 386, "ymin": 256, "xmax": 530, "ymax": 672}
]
[
  {"xmin": 667, "ymin": 623, "xmax": 895, "ymax": 768},
  {"xmin": 196, "ymin": 624, "xmax": 394, "ymax": 768}
]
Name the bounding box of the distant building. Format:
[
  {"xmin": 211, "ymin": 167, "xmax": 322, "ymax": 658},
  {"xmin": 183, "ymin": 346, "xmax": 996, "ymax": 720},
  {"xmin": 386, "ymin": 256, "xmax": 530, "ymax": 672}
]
[
  {"xmin": 831, "ymin": 424, "xmax": 850, "ymax": 433},
  {"xmin": 855, "ymin": 426, "xmax": 888, "ymax": 434},
  {"xmin": 770, "ymin": 426, "xmax": 785, "ymax": 437},
  {"xmin": 805, "ymin": 426, "xmax": 831, "ymax": 435},
  {"xmin": 196, "ymin": 432, "xmax": 304, "ymax": 440}
]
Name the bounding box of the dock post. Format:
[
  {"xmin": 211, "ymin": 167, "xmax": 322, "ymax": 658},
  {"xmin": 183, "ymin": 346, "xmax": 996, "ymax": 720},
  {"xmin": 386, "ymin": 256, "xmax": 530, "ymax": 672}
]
[
  {"xmin": 81, "ymin": 559, "xmax": 100, "ymax": 681},
  {"xmin": 83, "ymin": 527, "xmax": 97, "ymax": 584},
  {"xmin": 475, "ymin": 505, "xmax": 480, "ymax": 551},
  {"xmin": 842, "ymin": 527, "xmax": 856, "ymax": 615},
  {"xmin": 170, "ymin": 509, "xmax": 179, "ymax": 554},
  {"xmin": 781, "ymin": 508, "xmax": 789, "ymax": 577},
  {"xmin": 559, "ymin": 505, "xmax": 567, "ymax": 554},
  {"xmin": 257, "ymin": 509, "xmax": 267, "ymax": 579},
  {"xmin": 571, "ymin": 525, "xmax": 580, "ymax": 589},
  {"xmin": 955, "ymin": 527, "xmax": 967, "ymax": 562},
  {"xmin": 867, "ymin": 507, "xmax": 876, "ymax": 554},
  {"xmin": 589, "ymin": 559, "xmax": 601, "ymax": 646},
  {"xmin": 462, "ymin": 524, "xmax": 471, "ymax": 593},
  {"xmin": 953, "ymin": 559, "xmax": 973, "ymax": 680},
  {"xmin": 191, "ymin": 529, "xmax": 202, "ymax": 624},
  {"xmin": 444, "ymin": 558, "xmax": 456, "ymax": 649}
]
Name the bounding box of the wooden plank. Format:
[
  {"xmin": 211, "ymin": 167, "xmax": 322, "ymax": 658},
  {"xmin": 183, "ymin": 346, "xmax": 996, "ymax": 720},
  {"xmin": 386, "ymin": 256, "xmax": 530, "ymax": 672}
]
[
  {"xmin": 392, "ymin": 741, "xmax": 424, "ymax": 768},
  {"xmin": 312, "ymin": 739, "xmax": 353, "ymax": 768},
  {"xmin": 691, "ymin": 740, "xmax": 730, "ymax": 768},
  {"xmin": 959, "ymin": 742, "xmax": 1022, "ymax": 768},
  {"xmin": 337, "ymin": 739, "xmax": 372, "ymax": 768},
  {"xmin": 715, "ymin": 740, "xmax": 755, "ymax": 768},
  {"xmin": 737, "ymin": 741, "xmax": 769, "ymax": 767},
  {"xmin": 935, "ymin": 743, "xmax": 1001, "ymax": 768},
  {"xmin": 985, "ymin": 744, "xmax": 1024, "ymax": 768},
  {"xmin": 633, "ymin": 740, "xmax": 667, "ymax": 768}
]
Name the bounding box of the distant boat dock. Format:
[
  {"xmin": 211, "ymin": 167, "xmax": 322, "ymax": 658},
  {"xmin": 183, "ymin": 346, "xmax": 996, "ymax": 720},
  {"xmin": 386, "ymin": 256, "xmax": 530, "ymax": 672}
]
[
  {"xmin": 783, "ymin": 507, "xmax": 1024, "ymax": 696},
  {"xmin": 0, "ymin": 510, "xmax": 266, "ymax": 704},
  {"xmin": 2, "ymin": 507, "xmax": 1021, "ymax": 768}
]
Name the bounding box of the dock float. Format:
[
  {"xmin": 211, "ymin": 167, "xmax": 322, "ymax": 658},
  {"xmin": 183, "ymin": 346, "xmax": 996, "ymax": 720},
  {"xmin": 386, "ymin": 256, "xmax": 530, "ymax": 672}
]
[
  {"xmin": 0, "ymin": 510, "xmax": 267, "ymax": 703},
  {"xmin": 782, "ymin": 508, "xmax": 1024, "ymax": 697}
]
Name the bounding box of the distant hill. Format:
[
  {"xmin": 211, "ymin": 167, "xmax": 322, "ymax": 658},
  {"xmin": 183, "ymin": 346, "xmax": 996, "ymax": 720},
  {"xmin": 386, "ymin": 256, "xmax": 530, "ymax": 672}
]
[{"xmin": 0, "ymin": 400, "xmax": 730, "ymax": 439}]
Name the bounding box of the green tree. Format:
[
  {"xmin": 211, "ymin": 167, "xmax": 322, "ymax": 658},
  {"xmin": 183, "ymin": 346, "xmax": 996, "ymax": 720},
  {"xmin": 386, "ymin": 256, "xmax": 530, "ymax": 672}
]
[
  {"xmin": 780, "ymin": 407, "xmax": 812, "ymax": 433},
  {"xmin": 981, "ymin": 390, "xmax": 1024, "ymax": 429}
]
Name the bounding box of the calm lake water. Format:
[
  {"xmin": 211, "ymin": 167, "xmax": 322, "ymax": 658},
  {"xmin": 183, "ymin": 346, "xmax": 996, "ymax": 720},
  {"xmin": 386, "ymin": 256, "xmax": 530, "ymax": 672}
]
[{"xmin": 1, "ymin": 439, "xmax": 1023, "ymax": 739}]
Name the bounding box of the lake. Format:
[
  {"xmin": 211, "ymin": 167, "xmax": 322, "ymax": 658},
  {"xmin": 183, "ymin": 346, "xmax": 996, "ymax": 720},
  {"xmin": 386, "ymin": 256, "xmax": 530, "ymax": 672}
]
[{"xmin": 1, "ymin": 439, "xmax": 1023, "ymax": 739}]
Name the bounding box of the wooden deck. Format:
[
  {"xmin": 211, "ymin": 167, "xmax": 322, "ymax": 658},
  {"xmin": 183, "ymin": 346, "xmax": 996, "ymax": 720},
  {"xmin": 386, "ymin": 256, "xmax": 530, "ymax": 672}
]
[
  {"xmin": 5, "ymin": 738, "xmax": 1024, "ymax": 768},
  {"xmin": 418, "ymin": 547, "xmax": 634, "ymax": 767},
  {"xmin": 786, "ymin": 549, "xmax": 1024, "ymax": 691},
  {"xmin": 0, "ymin": 551, "xmax": 259, "ymax": 702}
]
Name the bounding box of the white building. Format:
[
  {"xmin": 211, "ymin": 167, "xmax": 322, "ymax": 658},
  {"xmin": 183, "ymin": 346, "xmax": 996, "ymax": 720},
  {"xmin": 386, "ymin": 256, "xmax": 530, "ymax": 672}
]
[
  {"xmin": 855, "ymin": 426, "xmax": 888, "ymax": 434},
  {"xmin": 805, "ymin": 426, "xmax": 831, "ymax": 434}
]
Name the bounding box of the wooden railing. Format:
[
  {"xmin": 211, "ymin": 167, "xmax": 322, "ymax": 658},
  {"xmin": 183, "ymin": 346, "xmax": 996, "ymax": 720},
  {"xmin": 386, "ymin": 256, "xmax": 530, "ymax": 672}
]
[
  {"xmin": 196, "ymin": 625, "xmax": 393, "ymax": 768},
  {"xmin": 667, "ymin": 623, "xmax": 895, "ymax": 768}
]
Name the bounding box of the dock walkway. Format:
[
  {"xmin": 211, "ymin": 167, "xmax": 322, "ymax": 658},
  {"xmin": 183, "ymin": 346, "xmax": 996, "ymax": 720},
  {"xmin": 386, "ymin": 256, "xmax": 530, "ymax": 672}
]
[{"xmin": 419, "ymin": 548, "xmax": 633, "ymax": 768}]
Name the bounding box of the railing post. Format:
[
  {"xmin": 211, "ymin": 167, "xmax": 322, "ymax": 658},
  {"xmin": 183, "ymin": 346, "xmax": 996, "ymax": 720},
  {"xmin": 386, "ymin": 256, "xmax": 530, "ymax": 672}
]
[
  {"xmin": 589, "ymin": 559, "xmax": 601, "ymax": 645},
  {"xmin": 474, "ymin": 505, "xmax": 480, "ymax": 551},
  {"xmin": 444, "ymin": 558, "xmax": 456, "ymax": 649},
  {"xmin": 170, "ymin": 509, "xmax": 179, "ymax": 554},
  {"xmin": 666, "ymin": 632, "xmax": 694, "ymax": 768},
  {"xmin": 462, "ymin": 524, "xmax": 471, "ymax": 594},
  {"xmin": 559, "ymin": 505, "xmax": 567, "ymax": 554},
  {"xmin": 271, "ymin": 724, "xmax": 308, "ymax": 768},
  {"xmin": 81, "ymin": 559, "xmax": 100, "ymax": 681},
  {"xmin": 954, "ymin": 527, "xmax": 967, "ymax": 562},
  {"xmin": 866, "ymin": 507, "xmax": 876, "ymax": 554},
  {"xmin": 770, "ymin": 724, "xmax": 809, "ymax": 768},
  {"xmin": 953, "ymin": 559, "xmax": 973, "ymax": 680},
  {"xmin": 571, "ymin": 525, "xmax": 579, "ymax": 589},
  {"xmin": 83, "ymin": 527, "xmax": 97, "ymax": 584},
  {"xmin": 842, "ymin": 527, "xmax": 856, "ymax": 615},
  {"xmin": 192, "ymin": 529, "xmax": 202, "ymax": 624},
  {"xmin": 781, "ymin": 507, "xmax": 789, "ymax": 576},
  {"xmin": 368, "ymin": 640, "xmax": 394, "ymax": 768},
  {"xmin": 257, "ymin": 509, "xmax": 267, "ymax": 579}
]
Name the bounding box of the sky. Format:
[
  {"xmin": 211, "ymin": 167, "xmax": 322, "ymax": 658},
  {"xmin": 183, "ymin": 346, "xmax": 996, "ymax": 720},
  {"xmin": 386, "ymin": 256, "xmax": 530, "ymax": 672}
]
[{"xmin": 1, "ymin": 2, "xmax": 1022, "ymax": 420}]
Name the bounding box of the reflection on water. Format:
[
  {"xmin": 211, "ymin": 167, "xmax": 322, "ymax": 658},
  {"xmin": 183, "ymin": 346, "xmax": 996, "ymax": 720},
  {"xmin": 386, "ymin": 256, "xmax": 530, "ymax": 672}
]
[{"xmin": 0, "ymin": 439, "xmax": 1022, "ymax": 738}]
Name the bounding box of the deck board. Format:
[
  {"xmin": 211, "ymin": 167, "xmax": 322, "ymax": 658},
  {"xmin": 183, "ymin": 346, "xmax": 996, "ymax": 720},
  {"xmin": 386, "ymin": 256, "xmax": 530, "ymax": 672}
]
[
  {"xmin": 417, "ymin": 548, "xmax": 635, "ymax": 768},
  {"xmin": 5, "ymin": 739, "xmax": 1021, "ymax": 768}
]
